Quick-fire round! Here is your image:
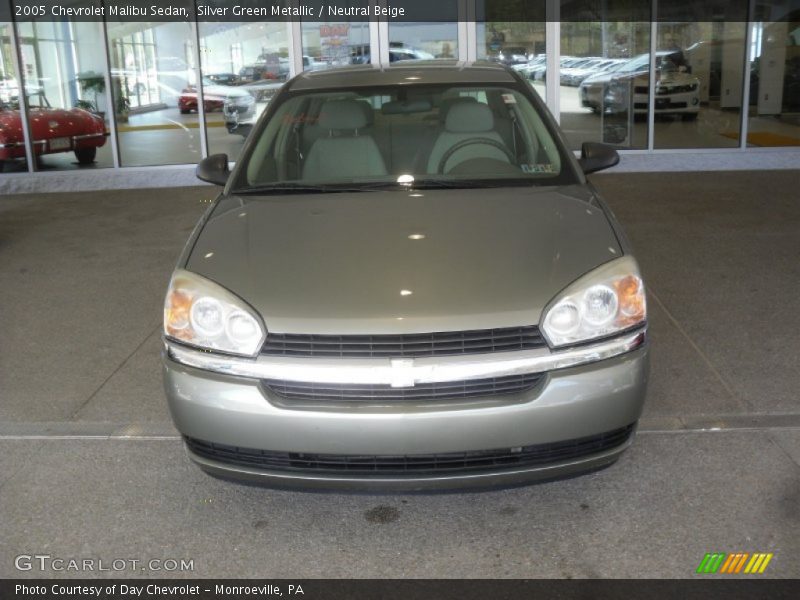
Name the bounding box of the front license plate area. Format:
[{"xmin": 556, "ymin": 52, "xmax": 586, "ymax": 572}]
[{"xmin": 49, "ymin": 137, "xmax": 71, "ymax": 151}]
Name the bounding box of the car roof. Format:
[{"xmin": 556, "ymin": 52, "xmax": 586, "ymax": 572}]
[{"xmin": 286, "ymin": 60, "xmax": 518, "ymax": 91}]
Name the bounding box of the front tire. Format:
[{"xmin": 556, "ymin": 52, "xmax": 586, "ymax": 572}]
[
  {"xmin": 682, "ymin": 112, "xmax": 699, "ymax": 122},
  {"xmin": 180, "ymin": 108, "xmax": 191, "ymax": 114},
  {"xmin": 75, "ymin": 147, "xmax": 97, "ymax": 165}
]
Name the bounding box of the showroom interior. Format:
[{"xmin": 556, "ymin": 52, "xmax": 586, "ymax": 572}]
[
  {"xmin": 1, "ymin": 0, "xmax": 799, "ymax": 582},
  {"xmin": 0, "ymin": 0, "xmax": 799, "ymax": 181}
]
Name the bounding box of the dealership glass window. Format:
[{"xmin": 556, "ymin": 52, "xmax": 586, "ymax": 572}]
[
  {"xmin": 388, "ymin": 2, "xmax": 458, "ymax": 61},
  {"xmin": 746, "ymin": 8, "xmax": 800, "ymax": 147},
  {"xmin": 477, "ymin": 1, "xmax": 546, "ymax": 99},
  {"xmin": 0, "ymin": 21, "xmax": 24, "ymax": 173},
  {"xmin": 108, "ymin": 15, "xmax": 201, "ymax": 167},
  {"xmin": 198, "ymin": 21, "xmax": 289, "ymax": 161},
  {"xmin": 653, "ymin": 20, "xmax": 747, "ymax": 149},
  {"xmin": 389, "ymin": 22, "xmax": 458, "ymax": 61},
  {"xmin": 302, "ymin": 19, "xmax": 371, "ymax": 68},
  {"xmin": 559, "ymin": 2, "xmax": 651, "ymax": 151},
  {"xmin": 478, "ymin": 21, "xmax": 546, "ymax": 100},
  {"xmin": 13, "ymin": 19, "xmax": 112, "ymax": 171}
]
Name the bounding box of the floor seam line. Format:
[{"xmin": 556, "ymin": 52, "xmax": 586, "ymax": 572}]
[
  {"xmin": 649, "ymin": 288, "xmax": 749, "ymax": 411},
  {"xmin": 67, "ymin": 323, "xmax": 161, "ymax": 420}
]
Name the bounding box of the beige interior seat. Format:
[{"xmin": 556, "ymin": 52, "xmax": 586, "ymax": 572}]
[
  {"xmin": 302, "ymin": 99, "xmax": 388, "ymax": 181},
  {"xmin": 426, "ymin": 102, "xmax": 511, "ymax": 174}
]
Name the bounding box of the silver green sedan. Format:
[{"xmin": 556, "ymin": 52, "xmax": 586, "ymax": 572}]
[{"xmin": 163, "ymin": 61, "xmax": 648, "ymax": 490}]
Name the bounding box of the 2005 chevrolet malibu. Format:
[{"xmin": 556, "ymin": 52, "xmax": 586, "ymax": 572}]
[{"xmin": 162, "ymin": 61, "xmax": 648, "ymax": 490}]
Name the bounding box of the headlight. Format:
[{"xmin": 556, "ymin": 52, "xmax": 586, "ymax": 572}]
[
  {"xmin": 541, "ymin": 256, "xmax": 646, "ymax": 348},
  {"xmin": 163, "ymin": 269, "xmax": 266, "ymax": 356}
]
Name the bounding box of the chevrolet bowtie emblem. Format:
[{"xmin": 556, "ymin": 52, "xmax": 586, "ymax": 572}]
[{"xmin": 389, "ymin": 358, "xmax": 416, "ymax": 388}]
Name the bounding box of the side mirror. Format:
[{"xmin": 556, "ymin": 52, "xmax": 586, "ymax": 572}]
[
  {"xmin": 196, "ymin": 154, "xmax": 230, "ymax": 186},
  {"xmin": 579, "ymin": 142, "xmax": 620, "ymax": 175}
]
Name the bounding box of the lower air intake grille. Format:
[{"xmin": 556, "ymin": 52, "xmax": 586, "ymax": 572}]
[
  {"xmin": 260, "ymin": 326, "xmax": 546, "ymax": 358},
  {"xmin": 262, "ymin": 373, "xmax": 544, "ymax": 403},
  {"xmin": 184, "ymin": 424, "xmax": 635, "ymax": 475}
]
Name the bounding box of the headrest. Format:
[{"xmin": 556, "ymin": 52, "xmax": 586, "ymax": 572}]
[
  {"xmin": 445, "ymin": 102, "xmax": 494, "ymax": 133},
  {"xmin": 319, "ymin": 99, "xmax": 369, "ymax": 130},
  {"xmin": 438, "ymin": 96, "xmax": 477, "ymax": 122},
  {"xmin": 355, "ymin": 100, "xmax": 375, "ymax": 125}
]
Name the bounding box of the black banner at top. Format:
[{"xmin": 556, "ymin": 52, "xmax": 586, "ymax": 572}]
[{"xmin": 3, "ymin": 0, "xmax": 797, "ymax": 22}]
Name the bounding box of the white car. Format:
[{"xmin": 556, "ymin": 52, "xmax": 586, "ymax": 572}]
[
  {"xmin": 521, "ymin": 56, "xmax": 584, "ymax": 82},
  {"xmin": 560, "ymin": 58, "xmax": 604, "ymax": 86},
  {"xmin": 224, "ymin": 80, "xmax": 284, "ymax": 136},
  {"xmin": 561, "ymin": 59, "xmax": 623, "ymax": 87},
  {"xmin": 512, "ymin": 55, "xmax": 546, "ymax": 78},
  {"xmin": 582, "ymin": 52, "xmax": 700, "ymax": 120}
]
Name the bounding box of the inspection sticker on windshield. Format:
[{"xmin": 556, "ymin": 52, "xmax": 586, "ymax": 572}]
[
  {"xmin": 501, "ymin": 93, "xmax": 517, "ymax": 104},
  {"xmin": 522, "ymin": 164, "xmax": 554, "ymax": 173}
]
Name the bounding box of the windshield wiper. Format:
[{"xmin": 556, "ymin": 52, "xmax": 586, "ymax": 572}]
[
  {"xmin": 234, "ymin": 183, "xmax": 340, "ymax": 195},
  {"xmin": 233, "ymin": 179, "xmax": 536, "ymax": 195},
  {"xmin": 410, "ymin": 179, "xmax": 533, "ymax": 190},
  {"xmin": 234, "ymin": 181, "xmax": 414, "ymax": 195}
]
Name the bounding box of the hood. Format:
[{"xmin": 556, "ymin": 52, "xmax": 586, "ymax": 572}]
[
  {"xmin": 612, "ymin": 70, "xmax": 699, "ymax": 86},
  {"xmin": 581, "ymin": 69, "xmax": 621, "ymax": 86},
  {"xmin": 657, "ymin": 71, "xmax": 699, "ymax": 86},
  {"xmin": 204, "ymin": 84, "xmax": 252, "ymax": 99},
  {"xmin": 28, "ymin": 107, "xmax": 104, "ymax": 137},
  {"xmin": 223, "ymin": 86, "xmax": 253, "ymax": 99},
  {"xmin": 186, "ymin": 186, "xmax": 622, "ymax": 335}
]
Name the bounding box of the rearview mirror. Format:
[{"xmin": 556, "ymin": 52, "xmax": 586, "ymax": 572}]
[
  {"xmin": 579, "ymin": 142, "xmax": 620, "ymax": 175},
  {"xmin": 196, "ymin": 154, "xmax": 230, "ymax": 186}
]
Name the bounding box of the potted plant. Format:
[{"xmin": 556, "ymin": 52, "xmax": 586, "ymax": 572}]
[
  {"xmin": 116, "ymin": 93, "xmax": 131, "ymax": 123},
  {"xmin": 75, "ymin": 71, "xmax": 106, "ymax": 117}
]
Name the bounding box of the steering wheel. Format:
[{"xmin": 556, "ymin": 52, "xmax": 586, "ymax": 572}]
[{"xmin": 438, "ymin": 137, "xmax": 515, "ymax": 174}]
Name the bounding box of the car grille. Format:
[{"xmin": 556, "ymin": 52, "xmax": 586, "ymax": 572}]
[
  {"xmin": 636, "ymin": 84, "xmax": 698, "ymax": 95},
  {"xmin": 262, "ymin": 373, "xmax": 544, "ymax": 403},
  {"xmin": 184, "ymin": 424, "xmax": 635, "ymax": 476},
  {"xmin": 658, "ymin": 84, "xmax": 698, "ymax": 94},
  {"xmin": 643, "ymin": 100, "xmax": 689, "ymax": 110},
  {"xmin": 260, "ymin": 326, "xmax": 546, "ymax": 358}
]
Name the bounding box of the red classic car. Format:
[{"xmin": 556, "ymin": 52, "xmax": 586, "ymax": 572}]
[{"xmin": 0, "ymin": 92, "xmax": 106, "ymax": 168}]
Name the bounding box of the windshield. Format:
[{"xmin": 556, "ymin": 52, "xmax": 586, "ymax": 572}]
[
  {"xmin": 1, "ymin": 92, "xmax": 50, "ymax": 110},
  {"xmin": 235, "ymin": 84, "xmax": 573, "ymax": 193}
]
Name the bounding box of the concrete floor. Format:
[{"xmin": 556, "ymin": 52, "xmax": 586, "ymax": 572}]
[{"xmin": 0, "ymin": 172, "xmax": 798, "ymax": 578}]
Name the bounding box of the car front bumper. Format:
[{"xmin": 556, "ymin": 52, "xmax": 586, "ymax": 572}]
[
  {"xmin": 163, "ymin": 331, "xmax": 649, "ymax": 490},
  {"xmin": 223, "ymin": 102, "xmax": 257, "ymax": 133},
  {"xmin": 0, "ymin": 132, "xmax": 106, "ymax": 159},
  {"xmin": 603, "ymin": 88, "xmax": 700, "ymax": 115},
  {"xmin": 633, "ymin": 90, "xmax": 700, "ymax": 114}
]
